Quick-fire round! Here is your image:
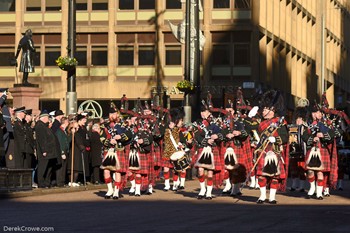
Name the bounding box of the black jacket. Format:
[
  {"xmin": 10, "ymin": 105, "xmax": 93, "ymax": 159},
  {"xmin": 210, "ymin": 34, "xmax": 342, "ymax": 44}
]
[{"xmin": 34, "ymin": 120, "xmax": 59, "ymax": 160}]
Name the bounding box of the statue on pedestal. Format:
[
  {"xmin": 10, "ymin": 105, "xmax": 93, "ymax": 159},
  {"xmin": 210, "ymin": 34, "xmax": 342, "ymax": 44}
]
[{"xmin": 14, "ymin": 29, "xmax": 37, "ymax": 87}]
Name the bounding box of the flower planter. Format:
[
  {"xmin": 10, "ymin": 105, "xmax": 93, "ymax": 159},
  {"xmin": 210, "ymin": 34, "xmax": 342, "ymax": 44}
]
[{"xmin": 59, "ymin": 64, "xmax": 76, "ymax": 71}]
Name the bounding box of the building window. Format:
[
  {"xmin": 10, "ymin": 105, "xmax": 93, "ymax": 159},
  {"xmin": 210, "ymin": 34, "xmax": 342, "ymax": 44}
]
[
  {"xmin": 166, "ymin": 0, "xmax": 182, "ymax": 9},
  {"xmin": 91, "ymin": 46, "xmax": 107, "ymax": 66},
  {"xmin": 76, "ymin": 0, "xmax": 88, "ymax": 11},
  {"xmin": 139, "ymin": 0, "xmax": 155, "ymax": 10},
  {"xmin": 92, "ymin": 0, "xmax": 108, "ymax": 10},
  {"xmin": 138, "ymin": 46, "xmax": 154, "ymax": 65},
  {"xmin": 234, "ymin": 0, "xmax": 251, "ymax": 9},
  {"xmin": 0, "ymin": 0, "xmax": 15, "ymax": 12},
  {"xmin": 26, "ymin": 0, "xmax": 41, "ymax": 11},
  {"xmin": 119, "ymin": 0, "xmax": 134, "ymax": 10},
  {"xmin": 214, "ymin": 0, "xmax": 230, "ymax": 8},
  {"xmin": 0, "ymin": 47, "xmax": 15, "ymax": 67},
  {"xmin": 45, "ymin": 47, "xmax": 60, "ymax": 66},
  {"xmin": 76, "ymin": 46, "xmax": 87, "ymax": 66},
  {"xmin": 165, "ymin": 46, "xmax": 181, "ymax": 65},
  {"xmin": 46, "ymin": 0, "xmax": 61, "ymax": 11},
  {"xmin": 212, "ymin": 45, "xmax": 230, "ymax": 65},
  {"xmin": 118, "ymin": 46, "xmax": 134, "ymax": 65},
  {"xmin": 233, "ymin": 44, "xmax": 250, "ymax": 65}
]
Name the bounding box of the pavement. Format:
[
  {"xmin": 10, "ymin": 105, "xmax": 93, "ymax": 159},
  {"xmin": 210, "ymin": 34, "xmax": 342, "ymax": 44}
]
[{"xmin": 1, "ymin": 179, "xmax": 350, "ymax": 232}]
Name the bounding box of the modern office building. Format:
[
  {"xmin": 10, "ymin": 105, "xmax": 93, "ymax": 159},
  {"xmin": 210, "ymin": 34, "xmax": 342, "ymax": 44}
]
[{"xmin": 0, "ymin": 0, "xmax": 349, "ymax": 117}]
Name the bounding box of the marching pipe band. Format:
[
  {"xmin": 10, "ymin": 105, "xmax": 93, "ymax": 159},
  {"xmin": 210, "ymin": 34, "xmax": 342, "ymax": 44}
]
[{"xmin": 97, "ymin": 91, "xmax": 348, "ymax": 204}]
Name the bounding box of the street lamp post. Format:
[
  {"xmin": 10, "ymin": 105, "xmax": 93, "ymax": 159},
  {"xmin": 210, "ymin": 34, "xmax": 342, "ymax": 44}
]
[
  {"xmin": 321, "ymin": 12, "xmax": 326, "ymax": 99},
  {"xmin": 66, "ymin": 0, "xmax": 77, "ymax": 115}
]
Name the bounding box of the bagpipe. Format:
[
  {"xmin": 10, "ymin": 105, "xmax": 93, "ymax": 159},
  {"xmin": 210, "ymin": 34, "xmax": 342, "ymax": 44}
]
[{"xmin": 320, "ymin": 93, "xmax": 350, "ymax": 132}]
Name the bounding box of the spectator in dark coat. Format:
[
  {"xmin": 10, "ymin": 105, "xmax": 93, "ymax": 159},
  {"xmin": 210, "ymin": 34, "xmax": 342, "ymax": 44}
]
[
  {"xmin": 51, "ymin": 110, "xmax": 64, "ymax": 134},
  {"xmin": 55, "ymin": 117, "xmax": 70, "ymax": 187},
  {"xmin": 0, "ymin": 88, "xmax": 13, "ymax": 168},
  {"xmin": 34, "ymin": 110, "xmax": 59, "ymax": 188},
  {"xmin": 13, "ymin": 106, "xmax": 26, "ymax": 168},
  {"xmin": 90, "ymin": 123, "xmax": 103, "ymax": 184}
]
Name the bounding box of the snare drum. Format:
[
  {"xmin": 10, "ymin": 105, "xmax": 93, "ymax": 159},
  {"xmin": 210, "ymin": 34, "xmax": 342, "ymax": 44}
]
[{"xmin": 170, "ymin": 151, "xmax": 190, "ymax": 172}]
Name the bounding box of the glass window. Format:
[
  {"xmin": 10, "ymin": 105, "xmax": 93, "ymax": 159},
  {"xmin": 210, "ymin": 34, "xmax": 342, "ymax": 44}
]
[
  {"xmin": 212, "ymin": 45, "xmax": 230, "ymax": 65},
  {"xmin": 46, "ymin": 0, "xmax": 61, "ymax": 11},
  {"xmin": 138, "ymin": 46, "xmax": 154, "ymax": 65},
  {"xmin": 26, "ymin": 0, "xmax": 41, "ymax": 11},
  {"xmin": 0, "ymin": 0, "xmax": 15, "ymax": 12},
  {"xmin": 92, "ymin": 0, "xmax": 108, "ymax": 10},
  {"xmin": 166, "ymin": 0, "xmax": 182, "ymax": 9},
  {"xmin": 35, "ymin": 48, "xmax": 41, "ymax": 66},
  {"xmin": 233, "ymin": 43, "xmax": 250, "ymax": 65},
  {"xmin": 139, "ymin": 0, "xmax": 155, "ymax": 10},
  {"xmin": 234, "ymin": 0, "xmax": 250, "ymax": 9},
  {"xmin": 118, "ymin": 46, "xmax": 134, "ymax": 65},
  {"xmin": 91, "ymin": 46, "xmax": 107, "ymax": 66},
  {"xmin": 45, "ymin": 47, "xmax": 60, "ymax": 66},
  {"xmin": 76, "ymin": 0, "xmax": 88, "ymax": 10},
  {"xmin": 165, "ymin": 46, "xmax": 181, "ymax": 65},
  {"xmin": 76, "ymin": 46, "xmax": 87, "ymax": 66},
  {"xmin": 119, "ymin": 0, "xmax": 134, "ymax": 10},
  {"xmin": 0, "ymin": 47, "xmax": 15, "ymax": 66},
  {"xmin": 214, "ymin": 0, "xmax": 230, "ymax": 8}
]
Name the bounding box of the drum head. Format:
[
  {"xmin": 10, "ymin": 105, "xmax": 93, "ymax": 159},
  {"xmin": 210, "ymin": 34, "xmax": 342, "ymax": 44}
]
[{"xmin": 170, "ymin": 151, "xmax": 185, "ymax": 161}]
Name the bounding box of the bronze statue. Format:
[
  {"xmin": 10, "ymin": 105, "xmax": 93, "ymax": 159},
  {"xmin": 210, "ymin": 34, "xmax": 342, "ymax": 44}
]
[{"xmin": 15, "ymin": 29, "xmax": 36, "ymax": 86}]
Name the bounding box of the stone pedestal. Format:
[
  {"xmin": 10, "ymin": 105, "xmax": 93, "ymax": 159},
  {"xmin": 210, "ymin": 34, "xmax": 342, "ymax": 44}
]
[{"xmin": 9, "ymin": 86, "xmax": 43, "ymax": 116}]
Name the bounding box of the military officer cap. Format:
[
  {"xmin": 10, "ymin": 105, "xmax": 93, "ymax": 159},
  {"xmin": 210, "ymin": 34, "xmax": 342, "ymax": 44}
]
[
  {"xmin": 24, "ymin": 109, "xmax": 32, "ymax": 115},
  {"xmin": 14, "ymin": 106, "xmax": 25, "ymax": 113},
  {"xmin": 39, "ymin": 110, "xmax": 49, "ymax": 118}
]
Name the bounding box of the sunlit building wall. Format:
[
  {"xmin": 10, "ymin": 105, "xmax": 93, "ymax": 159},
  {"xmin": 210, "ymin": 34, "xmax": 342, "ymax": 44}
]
[{"xmin": 0, "ymin": 0, "xmax": 349, "ymax": 113}]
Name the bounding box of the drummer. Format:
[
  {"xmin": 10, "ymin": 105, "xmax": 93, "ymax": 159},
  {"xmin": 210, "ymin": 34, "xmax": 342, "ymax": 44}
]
[{"xmin": 161, "ymin": 107, "xmax": 189, "ymax": 191}]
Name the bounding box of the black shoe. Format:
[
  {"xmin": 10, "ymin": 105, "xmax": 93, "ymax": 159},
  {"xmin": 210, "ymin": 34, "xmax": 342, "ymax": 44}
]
[
  {"xmin": 197, "ymin": 195, "xmax": 204, "ymax": 200},
  {"xmin": 146, "ymin": 191, "xmax": 152, "ymax": 195},
  {"xmin": 105, "ymin": 195, "xmax": 112, "ymax": 199},
  {"xmin": 178, "ymin": 186, "xmax": 185, "ymax": 190},
  {"xmin": 305, "ymin": 195, "xmax": 312, "ymax": 199},
  {"xmin": 299, "ymin": 189, "xmax": 305, "ymax": 193},
  {"xmin": 317, "ymin": 196, "xmax": 324, "ymax": 200},
  {"xmin": 269, "ymin": 200, "xmax": 277, "ymax": 204},
  {"xmin": 129, "ymin": 192, "xmax": 135, "ymax": 196},
  {"xmin": 236, "ymin": 192, "xmax": 242, "ymax": 196},
  {"xmin": 205, "ymin": 196, "xmax": 212, "ymax": 200},
  {"xmin": 221, "ymin": 191, "xmax": 230, "ymax": 196},
  {"xmin": 339, "ymin": 187, "xmax": 343, "ymax": 191},
  {"xmin": 324, "ymin": 194, "xmax": 330, "ymax": 197},
  {"xmin": 119, "ymin": 193, "xmax": 124, "ymax": 198},
  {"xmin": 290, "ymin": 187, "xmax": 296, "ymax": 191},
  {"xmin": 112, "ymin": 196, "xmax": 119, "ymax": 200},
  {"xmin": 249, "ymin": 187, "xmax": 254, "ymax": 190},
  {"xmin": 135, "ymin": 194, "xmax": 141, "ymax": 197},
  {"xmin": 256, "ymin": 199, "xmax": 265, "ymax": 204}
]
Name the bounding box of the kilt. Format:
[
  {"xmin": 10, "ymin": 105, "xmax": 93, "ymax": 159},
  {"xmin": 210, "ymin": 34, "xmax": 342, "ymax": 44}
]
[
  {"xmin": 224, "ymin": 141, "xmax": 250, "ymax": 174},
  {"xmin": 101, "ymin": 147, "xmax": 128, "ymax": 173},
  {"xmin": 256, "ymin": 145, "xmax": 287, "ymax": 180},
  {"xmin": 153, "ymin": 141, "xmax": 163, "ymax": 167},
  {"xmin": 305, "ymin": 145, "xmax": 330, "ymax": 172},
  {"xmin": 161, "ymin": 157, "xmax": 174, "ymax": 169},
  {"xmin": 133, "ymin": 152, "xmax": 150, "ymax": 175},
  {"xmin": 195, "ymin": 146, "xmax": 224, "ymax": 172}
]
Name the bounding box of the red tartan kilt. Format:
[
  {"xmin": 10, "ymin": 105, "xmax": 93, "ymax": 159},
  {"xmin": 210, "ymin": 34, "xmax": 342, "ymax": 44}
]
[
  {"xmin": 305, "ymin": 147, "xmax": 331, "ymax": 172},
  {"xmin": 256, "ymin": 150, "xmax": 287, "ymax": 179},
  {"xmin": 153, "ymin": 146, "xmax": 162, "ymax": 167},
  {"xmin": 133, "ymin": 152, "xmax": 150, "ymax": 175},
  {"xmin": 115, "ymin": 150, "xmax": 128, "ymax": 173},
  {"xmin": 224, "ymin": 141, "xmax": 251, "ymax": 173},
  {"xmin": 195, "ymin": 146, "xmax": 224, "ymax": 172},
  {"xmin": 161, "ymin": 157, "xmax": 174, "ymax": 169}
]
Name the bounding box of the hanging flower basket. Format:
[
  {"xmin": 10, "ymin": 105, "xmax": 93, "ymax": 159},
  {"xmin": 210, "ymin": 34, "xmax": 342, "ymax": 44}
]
[
  {"xmin": 176, "ymin": 80, "xmax": 194, "ymax": 93},
  {"xmin": 55, "ymin": 56, "xmax": 78, "ymax": 71}
]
